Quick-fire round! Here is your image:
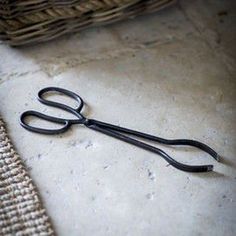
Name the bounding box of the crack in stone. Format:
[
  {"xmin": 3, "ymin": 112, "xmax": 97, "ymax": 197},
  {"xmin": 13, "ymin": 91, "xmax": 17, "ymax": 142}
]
[
  {"xmin": 38, "ymin": 37, "xmax": 182, "ymax": 77},
  {"xmin": 0, "ymin": 69, "xmax": 40, "ymax": 85}
]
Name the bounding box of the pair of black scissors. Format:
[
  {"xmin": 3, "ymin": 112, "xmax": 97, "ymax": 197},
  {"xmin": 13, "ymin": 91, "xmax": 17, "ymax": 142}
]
[{"xmin": 20, "ymin": 87, "xmax": 220, "ymax": 172}]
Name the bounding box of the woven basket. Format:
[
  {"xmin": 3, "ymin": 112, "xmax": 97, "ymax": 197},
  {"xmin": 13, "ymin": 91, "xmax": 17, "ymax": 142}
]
[{"xmin": 0, "ymin": 0, "xmax": 176, "ymax": 46}]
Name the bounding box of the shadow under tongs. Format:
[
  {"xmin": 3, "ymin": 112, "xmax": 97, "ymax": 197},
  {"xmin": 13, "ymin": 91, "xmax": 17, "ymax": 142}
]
[
  {"xmin": 197, "ymin": 171, "xmax": 226, "ymax": 178},
  {"xmin": 190, "ymin": 155, "xmax": 235, "ymax": 179},
  {"xmin": 82, "ymin": 102, "xmax": 92, "ymax": 118},
  {"xmin": 219, "ymin": 155, "xmax": 236, "ymax": 169}
]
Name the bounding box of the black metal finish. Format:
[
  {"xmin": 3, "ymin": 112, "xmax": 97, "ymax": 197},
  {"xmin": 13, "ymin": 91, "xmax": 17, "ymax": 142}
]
[{"xmin": 20, "ymin": 87, "xmax": 220, "ymax": 172}]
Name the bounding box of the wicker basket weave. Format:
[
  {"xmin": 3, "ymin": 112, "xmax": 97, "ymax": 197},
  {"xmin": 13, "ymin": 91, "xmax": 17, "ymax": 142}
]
[{"xmin": 0, "ymin": 0, "xmax": 176, "ymax": 46}]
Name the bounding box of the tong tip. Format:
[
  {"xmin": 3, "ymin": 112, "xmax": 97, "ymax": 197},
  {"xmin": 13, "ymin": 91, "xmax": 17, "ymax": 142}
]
[
  {"xmin": 207, "ymin": 165, "xmax": 214, "ymax": 171},
  {"xmin": 216, "ymin": 154, "xmax": 221, "ymax": 162}
]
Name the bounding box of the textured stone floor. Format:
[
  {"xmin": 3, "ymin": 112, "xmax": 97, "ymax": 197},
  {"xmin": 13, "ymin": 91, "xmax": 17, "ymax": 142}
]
[{"xmin": 0, "ymin": 1, "xmax": 235, "ymax": 235}]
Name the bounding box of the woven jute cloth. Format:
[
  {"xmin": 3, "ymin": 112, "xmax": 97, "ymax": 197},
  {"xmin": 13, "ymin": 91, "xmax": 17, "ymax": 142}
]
[{"xmin": 0, "ymin": 117, "xmax": 54, "ymax": 236}]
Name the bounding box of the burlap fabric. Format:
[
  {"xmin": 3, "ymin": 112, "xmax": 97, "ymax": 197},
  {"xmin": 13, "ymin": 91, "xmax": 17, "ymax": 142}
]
[{"xmin": 0, "ymin": 117, "xmax": 54, "ymax": 235}]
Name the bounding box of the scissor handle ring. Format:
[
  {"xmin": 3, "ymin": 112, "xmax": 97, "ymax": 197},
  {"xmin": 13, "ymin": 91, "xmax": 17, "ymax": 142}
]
[
  {"xmin": 38, "ymin": 87, "xmax": 84, "ymax": 115},
  {"xmin": 20, "ymin": 110, "xmax": 71, "ymax": 134}
]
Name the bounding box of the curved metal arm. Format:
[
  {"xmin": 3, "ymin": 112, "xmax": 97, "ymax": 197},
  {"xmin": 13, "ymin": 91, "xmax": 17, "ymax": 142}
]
[
  {"xmin": 86, "ymin": 119, "xmax": 218, "ymax": 172},
  {"xmin": 87, "ymin": 119, "xmax": 220, "ymax": 161}
]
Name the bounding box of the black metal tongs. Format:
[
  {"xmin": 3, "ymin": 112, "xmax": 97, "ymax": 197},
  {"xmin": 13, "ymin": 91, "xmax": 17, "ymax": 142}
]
[{"xmin": 20, "ymin": 87, "xmax": 220, "ymax": 172}]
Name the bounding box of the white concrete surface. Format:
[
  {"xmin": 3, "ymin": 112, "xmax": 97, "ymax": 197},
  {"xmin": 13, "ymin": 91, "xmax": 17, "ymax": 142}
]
[{"xmin": 0, "ymin": 1, "xmax": 236, "ymax": 235}]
